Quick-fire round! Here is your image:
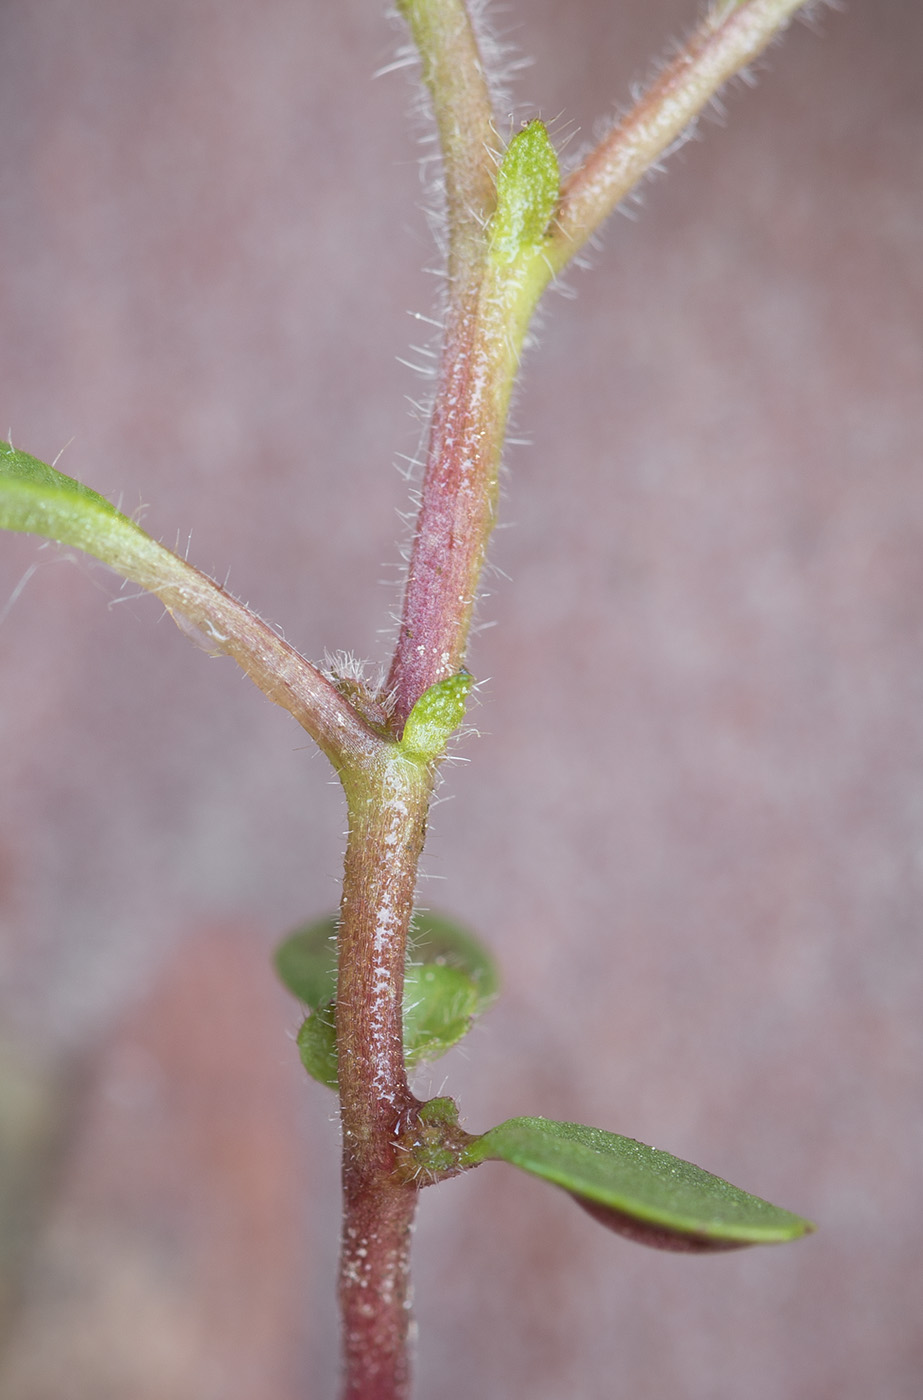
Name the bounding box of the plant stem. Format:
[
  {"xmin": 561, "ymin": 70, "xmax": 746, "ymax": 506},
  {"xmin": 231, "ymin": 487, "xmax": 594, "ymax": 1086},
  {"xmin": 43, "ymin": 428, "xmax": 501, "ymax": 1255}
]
[
  {"xmin": 339, "ymin": 1178, "xmax": 419, "ymax": 1400},
  {"xmin": 335, "ymin": 754, "xmax": 434, "ymax": 1398},
  {"xmin": 549, "ymin": 0, "xmax": 812, "ymax": 269},
  {"xmin": 338, "ymin": 253, "xmax": 545, "ymax": 1398},
  {"xmin": 337, "ymin": 758, "xmax": 430, "ymax": 1151},
  {"xmin": 132, "ymin": 555, "xmax": 382, "ymax": 767},
  {"xmin": 334, "ymin": 1, "xmax": 818, "ymax": 1392},
  {"xmin": 333, "ymin": 10, "xmax": 504, "ymax": 1388},
  {"xmin": 395, "ymin": 0, "xmax": 497, "ymax": 284},
  {"xmin": 385, "ymin": 0, "xmax": 515, "ymax": 725},
  {"xmin": 0, "ymin": 442, "xmax": 380, "ymax": 766},
  {"xmin": 386, "ymin": 270, "xmax": 522, "ymax": 726}
]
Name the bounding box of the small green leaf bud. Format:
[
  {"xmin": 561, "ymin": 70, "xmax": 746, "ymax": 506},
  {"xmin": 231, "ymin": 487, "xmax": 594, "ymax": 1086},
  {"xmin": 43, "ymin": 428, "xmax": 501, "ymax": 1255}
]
[
  {"xmin": 399, "ymin": 671, "xmax": 473, "ymax": 761},
  {"xmin": 489, "ymin": 119, "xmax": 560, "ymax": 265}
]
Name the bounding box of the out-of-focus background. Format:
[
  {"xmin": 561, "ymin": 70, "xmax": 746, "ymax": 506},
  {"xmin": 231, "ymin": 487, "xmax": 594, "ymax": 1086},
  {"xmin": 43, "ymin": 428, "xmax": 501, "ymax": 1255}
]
[{"xmin": 1, "ymin": 1, "xmax": 921, "ymax": 1396}]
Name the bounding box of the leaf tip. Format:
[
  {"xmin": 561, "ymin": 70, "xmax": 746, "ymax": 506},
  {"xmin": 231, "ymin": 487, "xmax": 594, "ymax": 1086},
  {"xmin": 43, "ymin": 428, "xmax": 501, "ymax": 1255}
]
[{"xmin": 472, "ymin": 1116, "xmax": 816, "ymax": 1253}]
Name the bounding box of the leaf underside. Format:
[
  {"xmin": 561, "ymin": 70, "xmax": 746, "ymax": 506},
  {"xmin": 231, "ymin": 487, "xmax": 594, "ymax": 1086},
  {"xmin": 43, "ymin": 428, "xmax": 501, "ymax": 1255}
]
[{"xmin": 464, "ymin": 1117, "xmax": 815, "ymax": 1252}]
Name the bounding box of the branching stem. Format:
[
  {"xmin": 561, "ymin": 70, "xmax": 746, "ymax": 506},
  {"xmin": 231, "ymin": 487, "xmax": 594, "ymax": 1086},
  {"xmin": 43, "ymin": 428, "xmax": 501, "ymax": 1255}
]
[
  {"xmin": 0, "ymin": 5, "xmax": 820, "ymax": 1395},
  {"xmin": 129, "ymin": 553, "xmax": 383, "ymax": 767},
  {"xmin": 334, "ymin": 2, "xmax": 815, "ymax": 1395}
]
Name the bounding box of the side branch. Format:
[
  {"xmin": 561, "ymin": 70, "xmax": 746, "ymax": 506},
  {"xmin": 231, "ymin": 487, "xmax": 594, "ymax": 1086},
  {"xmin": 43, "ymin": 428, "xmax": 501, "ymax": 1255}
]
[
  {"xmin": 396, "ymin": 0, "xmax": 498, "ymax": 279},
  {"xmin": 130, "ymin": 552, "xmax": 384, "ymax": 766},
  {"xmin": 548, "ymin": 0, "xmax": 812, "ymax": 271},
  {"xmin": 0, "ymin": 441, "xmax": 381, "ymax": 767}
]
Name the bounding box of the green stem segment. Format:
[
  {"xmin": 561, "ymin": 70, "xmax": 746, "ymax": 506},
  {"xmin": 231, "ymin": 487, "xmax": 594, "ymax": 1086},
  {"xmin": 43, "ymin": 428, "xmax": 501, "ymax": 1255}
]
[{"xmin": 395, "ymin": 0, "xmax": 497, "ymax": 282}]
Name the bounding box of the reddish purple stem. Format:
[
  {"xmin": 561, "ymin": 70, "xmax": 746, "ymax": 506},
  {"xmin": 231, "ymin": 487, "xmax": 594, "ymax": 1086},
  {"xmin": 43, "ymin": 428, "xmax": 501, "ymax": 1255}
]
[{"xmin": 386, "ymin": 284, "xmax": 505, "ymax": 727}]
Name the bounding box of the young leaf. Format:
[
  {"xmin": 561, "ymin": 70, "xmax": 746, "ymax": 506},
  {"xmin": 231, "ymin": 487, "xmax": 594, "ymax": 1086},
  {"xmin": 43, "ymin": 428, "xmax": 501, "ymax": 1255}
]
[
  {"xmin": 463, "ymin": 1117, "xmax": 815, "ymax": 1252},
  {"xmin": 407, "ymin": 910, "xmax": 499, "ymax": 1006},
  {"xmin": 277, "ymin": 911, "xmax": 499, "ymax": 1089},
  {"xmin": 399, "ymin": 672, "xmax": 473, "ymax": 762},
  {"xmin": 274, "ymin": 915, "xmax": 339, "ymax": 1009},
  {"xmin": 489, "ymin": 119, "xmax": 560, "ymax": 266},
  {"xmin": 297, "ymin": 1001, "xmax": 339, "ymax": 1090}
]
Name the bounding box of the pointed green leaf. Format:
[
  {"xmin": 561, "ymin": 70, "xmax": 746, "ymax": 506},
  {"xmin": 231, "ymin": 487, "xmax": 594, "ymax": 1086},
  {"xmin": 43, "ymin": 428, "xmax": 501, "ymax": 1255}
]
[
  {"xmin": 277, "ymin": 911, "xmax": 499, "ymax": 1089},
  {"xmin": 463, "ymin": 1117, "xmax": 815, "ymax": 1252}
]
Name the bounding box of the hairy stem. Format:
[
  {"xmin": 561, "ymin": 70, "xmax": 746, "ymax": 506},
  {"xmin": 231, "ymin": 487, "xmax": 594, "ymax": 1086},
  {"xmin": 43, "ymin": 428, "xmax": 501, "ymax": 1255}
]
[
  {"xmin": 339, "ymin": 1180, "xmax": 419, "ymax": 1400},
  {"xmin": 128, "ymin": 555, "xmax": 383, "ymax": 767},
  {"xmin": 337, "ymin": 759, "xmax": 431, "ymax": 1148},
  {"xmin": 335, "ymin": 755, "xmax": 433, "ymax": 1398},
  {"xmin": 386, "ymin": 272, "xmax": 515, "ymax": 725},
  {"xmin": 549, "ymin": 0, "xmax": 813, "ymax": 269},
  {"xmin": 395, "ymin": 0, "xmax": 497, "ymax": 281},
  {"xmin": 0, "ymin": 441, "xmax": 380, "ymax": 766}
]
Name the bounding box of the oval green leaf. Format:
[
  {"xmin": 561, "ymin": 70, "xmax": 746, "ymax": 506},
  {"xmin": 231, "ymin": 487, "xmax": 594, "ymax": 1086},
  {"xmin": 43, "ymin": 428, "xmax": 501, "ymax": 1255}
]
[
  {"xmin": 407, "ymin": 911, "xmax": 499, "ymax": 1006},
  {"xmin": 402, "ymin": 961, "xmax": 482, "ymax": 1064},
  {"xmin": 274, "ymin": 915, "xmax": 339, "ymax": 1009},
  {"xmin": 463, "ymin": 1117, "xmax": 815, "ymax": 1252},
  {"xmin": 277, "ymin": 912, "xmax": 499, "ymax": 1089},
  {"xmin": 296, "ymin": 1002, "xmax": 339, "ymax": 1090}
]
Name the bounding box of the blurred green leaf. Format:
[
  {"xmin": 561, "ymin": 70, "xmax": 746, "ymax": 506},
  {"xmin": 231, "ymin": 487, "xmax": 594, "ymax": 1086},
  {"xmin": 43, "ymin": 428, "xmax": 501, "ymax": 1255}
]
[
  {"xmin": 274, "ymin": 916, "xmax": 338, "ymax": 1009},
  {"xmin": 296, "ymin": 1003, "xmax": 339, "ymax": 1090},
  {"xmin": 463, "ymin": 1117, "xmax": 815, "ymax": 1252},
  {"xmin": 402, "ymin": 961, "xmax": 481, "ymax": 1063},
  {"xmin": 277, "ymin": 912, "xmax": 499, "ymax": 1089},
  {"xmin": 407, "ymin": 911, "xmax": 499, "ymax": 1008}
]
